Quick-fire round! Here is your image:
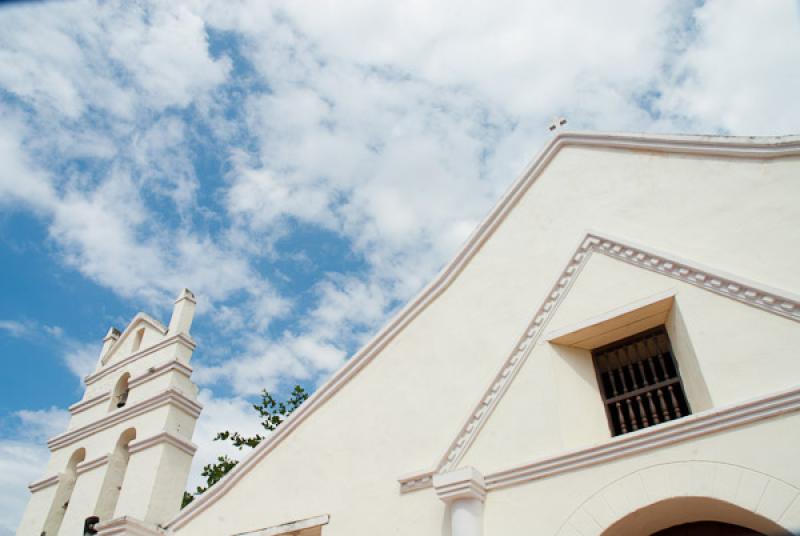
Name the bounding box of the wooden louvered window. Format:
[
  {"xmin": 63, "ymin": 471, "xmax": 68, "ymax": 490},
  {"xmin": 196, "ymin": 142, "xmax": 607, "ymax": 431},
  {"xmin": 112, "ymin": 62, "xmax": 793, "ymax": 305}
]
[{"xmin": 592, "ymin": 326, "xmax": 691, "ymax": 437}]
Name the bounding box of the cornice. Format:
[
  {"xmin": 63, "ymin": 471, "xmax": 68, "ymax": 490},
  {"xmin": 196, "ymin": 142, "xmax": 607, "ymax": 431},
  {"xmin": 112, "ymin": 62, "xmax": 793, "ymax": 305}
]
[
  {"xmin": 484, "ymin": 384, "xmax": 800, "ymax": 491},
  {"xmin": 127, "ymin": 360, "xmax": 193, "ymax": 389},
  {"xmin": 552, "ymin": 131, "xmax": 800, "ymax": 160},
  {"xmin": 167, "ymin": 132, "xmax": 800, "ymax": 529},
  {"xmin": 76, "ymin": 455, "xmax": 109, "ymax": 475},
  {"xmin": 70, "ymin": 361, "xmax": 193, "ymax": 416},
  {"xmin": 28, "ymin": 474, "xmax": 59, "ymax": 493},
  {"xmin": 86, "ymin": 333, "xmax": 196, "ymax": 386},
  {"xmin": 433, "ymin": 232, "xmax": 800, "ymax": 475},
  {"xmin": 402, "ymin": 385, "xmax": 800, "ymax": 494},
  {"xmin": 49, "ymin": 389, "xmax": 202, "ymax": 451},
  {"xmin": 97, "ymin": 516, "xmax": 163, "ymax": 536},
  {"xmin": 129, "ymin": 431, "xmax": 197, "ymax": 456},
  {"xmin": 69, "ymin": 392, "xmax": 111, "ymax": 415}
]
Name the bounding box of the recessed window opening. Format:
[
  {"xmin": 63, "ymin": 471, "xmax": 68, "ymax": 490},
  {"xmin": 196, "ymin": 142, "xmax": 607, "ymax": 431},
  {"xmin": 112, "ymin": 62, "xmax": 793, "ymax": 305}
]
[
  {"xmin": 592, "ymin": 326, "xmax": 691, "ymax": 436},
  {"xmin": 131, "ymin": 328, "xmax": 145, "ymax": 353},
  {"xmin": 110, "ymin": 373, "xmax": 130, "ymax": 410}
]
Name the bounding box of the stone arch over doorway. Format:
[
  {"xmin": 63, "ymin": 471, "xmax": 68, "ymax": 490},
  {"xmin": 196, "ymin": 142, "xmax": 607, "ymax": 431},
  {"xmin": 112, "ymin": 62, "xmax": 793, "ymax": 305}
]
[{"xmin": 556, "ymin": 461, "xmax": 800, "ymax": 536}]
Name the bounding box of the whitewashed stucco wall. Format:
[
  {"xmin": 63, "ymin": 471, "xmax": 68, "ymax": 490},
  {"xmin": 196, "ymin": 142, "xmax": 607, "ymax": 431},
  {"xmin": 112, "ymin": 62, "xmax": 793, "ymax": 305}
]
[{"xmin": 173, "ymin": 141, "xmax": 800, "ymax": 536}]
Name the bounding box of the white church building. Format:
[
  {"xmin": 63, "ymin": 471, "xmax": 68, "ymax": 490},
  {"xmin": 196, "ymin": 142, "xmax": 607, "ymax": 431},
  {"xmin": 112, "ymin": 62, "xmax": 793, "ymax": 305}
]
[{"xmin": 17, "ymin": 131, "xmax": 800, "ymax": 536}]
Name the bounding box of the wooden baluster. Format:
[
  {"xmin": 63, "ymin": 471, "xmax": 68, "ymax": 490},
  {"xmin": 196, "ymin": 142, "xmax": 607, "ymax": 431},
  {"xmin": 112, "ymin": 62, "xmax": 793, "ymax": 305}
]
[
  {"xmin": 625, "ymin": 345, "xmax": 648, "ymax": 428},
  {"xmin": 645, "ymin": 337, "xmax": 671, "ymax": 421},
  {"xmin": 612, "ymin": 350, "xmax": 638, "ymax": 431},
  {"xmin": 603, "ymin": 353, "xmax": 627, "ymax": 434},
  {"xmin": 667, "ymin": 385, "xmax": 682, "ymax": 417},
  {"xmin": 635, "ymin": 341, "xmax": 659, "ymax": 425},
  {"xmin": 655, "ymin": 334, "xmax": 675, "ymax": 378}
]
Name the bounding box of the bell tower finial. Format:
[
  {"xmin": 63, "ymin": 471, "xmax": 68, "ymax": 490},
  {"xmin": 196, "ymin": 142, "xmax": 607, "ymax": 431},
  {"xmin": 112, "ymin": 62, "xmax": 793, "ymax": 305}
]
[{"xmin": 168, "ymin": 288, "xmax": 196, "ymax": 335}]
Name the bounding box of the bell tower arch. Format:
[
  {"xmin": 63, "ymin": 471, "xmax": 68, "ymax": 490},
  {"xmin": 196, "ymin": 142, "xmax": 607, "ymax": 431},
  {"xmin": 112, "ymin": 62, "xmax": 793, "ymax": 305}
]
[{"xmin": 16, "ymin": 289, "xmax": 202, "ymax": 536}]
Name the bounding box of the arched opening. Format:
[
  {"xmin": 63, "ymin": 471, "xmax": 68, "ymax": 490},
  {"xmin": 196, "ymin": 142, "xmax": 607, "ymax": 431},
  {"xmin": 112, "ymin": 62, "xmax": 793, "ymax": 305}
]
[
  {"xmin": 131, "ymin": 328, "xmax": 145, "ymax": 353},
  {"xmin": 602, "ymin": 497, "xmax": 790, "ymax": 536},
  {"xmin": 93, "ymin": 428, "xmax": 136, "ymax": 522},
  {"xmin": 653, "ymin": 520, "xmax": 764, "ymax": 535},
  {"xmin": 42, "ymin": 447, "xmax": 85, "ymax": 536},
  {"xmin": 109, "ymin": 373, "xmax": 130, "ymax": 410}
]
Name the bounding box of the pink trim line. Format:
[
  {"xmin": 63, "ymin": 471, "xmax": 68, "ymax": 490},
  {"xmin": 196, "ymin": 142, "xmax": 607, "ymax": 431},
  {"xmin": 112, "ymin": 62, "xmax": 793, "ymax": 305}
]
[
  {"xmin": 129, "ymin": 431, "xmax": 197, "ymax": 456},
  {"xmin": 85, "ymin": 333, "xmax": 195, "ymax": 386},
  {"xmin": 28, "ymin": 474, "xmax": 59, "ymax": 492},
  {"xmin": 76, "ymin": 455, "xmax": 109, "ymax": 475},
  {"xmin": 70, "ymin": 361, "xmax": 193, "ymax": 416},
  {"xmin": 401, "ymin": 385, "xmax": 800, "ymax": 493},
  {"xmin": 48, "ymin": 389, "xmax": 202, "ymax": 451}
]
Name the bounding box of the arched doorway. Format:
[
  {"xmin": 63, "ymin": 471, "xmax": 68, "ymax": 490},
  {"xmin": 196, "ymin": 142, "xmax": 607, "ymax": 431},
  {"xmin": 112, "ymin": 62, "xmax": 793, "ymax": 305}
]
[
  {"xmin": 653, "ymin": 520, "xmax": 764, "ymax": 535},
  {"xmin": 602, "ymin": 497, "xmax": 789, "ymax": 536}
]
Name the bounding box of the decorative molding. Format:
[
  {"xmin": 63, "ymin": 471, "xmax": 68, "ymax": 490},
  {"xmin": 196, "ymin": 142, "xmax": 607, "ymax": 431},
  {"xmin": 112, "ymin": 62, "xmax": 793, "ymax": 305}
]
[
  {"xmin": 86, "ymin": 333, "xmax": 195, "ymax": 386},
  {"xmin": 168, "ymin": 132, "xmax": 800, "ymax": 529},
  {"xmin": 485, "ymin": 385, "xmax": 800, "ymax": 491},
  {"xmin": 555, "ymin": 460, "xmax": 800, "ymax": 536},
  {"xmin": 96, "ymin": 516, "xmax": 163, "ymax": 536},
  {"xmin": 129, "ymin": 431, "xmax": 197, "ymax": 456},
  {"xmin": 49, "ymin": 389, "xmax": 202, "ymax": 451},
  {"xmin": 433, "ymin": 467, "xmax": 487, "ymax": 503},
  {"xmin": 435, "ymin": 232, "xmax": 800, "ymax": 475},
  {"xmin": 127, "ymin": 360, "xmax": 193, "ymax": 389},
  {"xmin": 28, "ymin": 474, "xmax": 59, "ymax": 493},
  {"xmin": 76, "ymin": 455, "xmax": 109, "ymax": 475},
  {"xmin": 70, "ymin": 361, "xmax": 193, "ymax": 416},
  {"xmin": 69, "ymin": 392, "xmax": 111, "ymax": 415},
  {"xmin": 398, "ymin": 471, "xmax": 435, "ymax": 493},
  {"xmin": 402, "ymin": 384, "xmax": 800, "ymax": 494},
  {"xmin": 591, "ymin": 232, "xmax": 800, "ymax": 322},
  {"xmin": 100, "ymin": 312, "xmax": 168, "ymax": 365},
  {"xmin": 233, "ymin": 514, "xmax": 330, "ymax": 536},
  {"xmin": 553, "ymin": 131, "xmax": 800, "ymax": 159},
  {"xmin": 400, "ymin": 231, "xmax": 800, "ymax": 491}
]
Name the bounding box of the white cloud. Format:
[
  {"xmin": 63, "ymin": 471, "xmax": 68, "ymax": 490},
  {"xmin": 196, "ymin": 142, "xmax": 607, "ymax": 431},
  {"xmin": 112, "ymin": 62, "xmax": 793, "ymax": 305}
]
[
  {"xmin": 0, "ymin": 317, "xmax": 97, "ymax": 380},
  {"xmin": 62, "ymin": 342, "xmax": 101, "ymax": 380},
  {"xmin": 0, "ymin": 440, "xmax": 50, "ymax": 536},
  {"xmin": 15, "ymin": 407, "xmax": 71, "ymax": 443},
  {"xmin": 106, "ymin": 3, "xmax": 231, "ymax": 111},
  {"xmin": 657, "ymin": 0, "xmax": 800, "ymax": 134},
  {"xmin": 0, "ymin": 408, "xmax": 71, "ymax": 535},
  {"xmin": 0, "ymin": 320, "xmax": 29, "ymax": 338}
]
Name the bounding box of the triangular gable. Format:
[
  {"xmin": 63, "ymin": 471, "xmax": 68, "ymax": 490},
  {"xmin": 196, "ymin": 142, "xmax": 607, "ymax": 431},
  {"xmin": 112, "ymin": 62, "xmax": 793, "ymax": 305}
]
[
  {"xmin": 169, "ymin": 132, "xmax": 800, "ymax": 529},
  {"xmin": 399, "ymin": 231, "xmax": 800, "ymax": 492},
  {"xmin": 100, "ymin": 312, "xmax": 167, "ymax": 366}
]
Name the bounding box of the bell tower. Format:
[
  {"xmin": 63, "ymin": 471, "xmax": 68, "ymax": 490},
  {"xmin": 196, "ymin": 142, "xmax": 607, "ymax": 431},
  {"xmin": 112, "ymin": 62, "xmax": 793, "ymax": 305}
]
[{"xmin": 16, "ymin": 289, "xmax": 202, "ymax": 536}]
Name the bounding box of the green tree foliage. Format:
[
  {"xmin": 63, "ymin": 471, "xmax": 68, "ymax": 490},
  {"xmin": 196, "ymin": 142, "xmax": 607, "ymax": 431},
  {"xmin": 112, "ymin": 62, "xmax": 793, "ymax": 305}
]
[{"xmin": 181, "ymin": 385, "xmax": 309, "ymax": 508}]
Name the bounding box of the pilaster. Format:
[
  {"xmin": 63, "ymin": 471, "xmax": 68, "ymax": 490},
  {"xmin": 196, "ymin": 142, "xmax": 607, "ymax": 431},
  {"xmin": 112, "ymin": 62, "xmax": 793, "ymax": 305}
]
[{"xmin": 433, "ymin": 466, "xmax": 487, "ymax": 536}]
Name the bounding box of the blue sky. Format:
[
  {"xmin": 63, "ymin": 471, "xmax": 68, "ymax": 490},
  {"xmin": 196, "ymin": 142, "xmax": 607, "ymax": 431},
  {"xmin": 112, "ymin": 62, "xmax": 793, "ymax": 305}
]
[{"xmin": 1, "ymin": 1, "xmax": 799, "ymax": 533}]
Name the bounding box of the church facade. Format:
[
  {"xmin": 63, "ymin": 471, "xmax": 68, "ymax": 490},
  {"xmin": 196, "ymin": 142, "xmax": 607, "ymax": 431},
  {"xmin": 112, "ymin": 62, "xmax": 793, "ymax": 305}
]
[{"xmin": 17, "ymin": 131, "xmax": 800, "ymax": 536}]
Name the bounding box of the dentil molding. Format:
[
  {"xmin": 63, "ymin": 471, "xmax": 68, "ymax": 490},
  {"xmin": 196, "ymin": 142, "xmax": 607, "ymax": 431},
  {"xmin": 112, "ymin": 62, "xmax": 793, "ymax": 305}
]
[{"xmin": 400, "ymin": 231, "xmax": 800, "ymax": 492}]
